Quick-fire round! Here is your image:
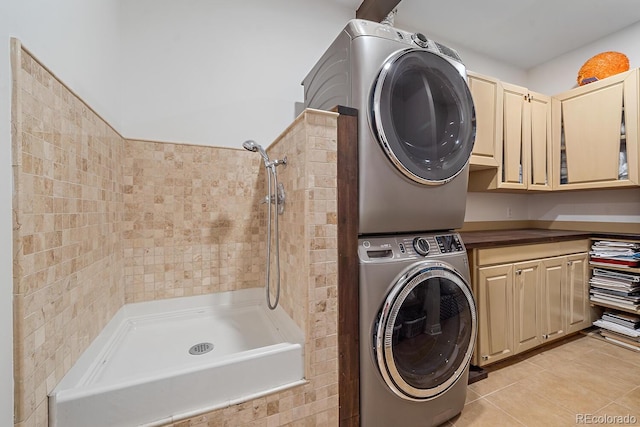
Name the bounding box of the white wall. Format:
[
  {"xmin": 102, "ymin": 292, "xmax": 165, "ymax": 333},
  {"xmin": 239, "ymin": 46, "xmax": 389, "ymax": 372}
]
[
  {"xmin": 118, "ymin": 0, "xmax": 355, "ymax": 148},
  {"xmin": 0, "ymin": 1, "xmax": 121, "ymax": 424},
  {"xmin": 464, "ymin": 192, "xmax": 529, "ymax": 222},
  {"xmin": 528, "ymin": 189, "xmax": 640, "ymax": 224},
  {"xmin": 528, "ymin": 21, "xmax": 640, "ymax": 95},
  {"xmin": 394, "ymin": 17, "xmax": 528, "ymax": 86}
]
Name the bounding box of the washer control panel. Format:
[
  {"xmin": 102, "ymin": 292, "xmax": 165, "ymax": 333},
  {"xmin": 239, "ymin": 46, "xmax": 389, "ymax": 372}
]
[{"xmin": 359, "ymin": 233, "xmax": 465, "ymax": 262}]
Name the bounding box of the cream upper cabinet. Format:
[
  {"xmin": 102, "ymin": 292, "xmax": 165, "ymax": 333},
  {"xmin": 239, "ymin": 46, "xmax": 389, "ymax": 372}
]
[
  {"xmin": 468, "ymin": 80, "xmax": 552, "ymax": 191},
  {"xmin": 469, "ymin": 69, "xmax": 640, "ymax": 192},
  {"xmin": 552, "ymin": 69, "xmax": 639, "ymax": 189},
  {"xmin": 468, "ymin": 71, "xmax": 501, "ymax": 170},
  {"xmin": 529, "ymin": 91, "xmax": 554, "ymax": 190},
  {"xmin": 500, "ymin": 83, "xmax": 527, "ymax": 189}
]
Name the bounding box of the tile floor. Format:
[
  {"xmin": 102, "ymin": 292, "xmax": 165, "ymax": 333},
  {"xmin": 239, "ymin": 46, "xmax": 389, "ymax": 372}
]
[{"xmin": 446, "ymin": 332, "xmax": 640, "ymax": 426}]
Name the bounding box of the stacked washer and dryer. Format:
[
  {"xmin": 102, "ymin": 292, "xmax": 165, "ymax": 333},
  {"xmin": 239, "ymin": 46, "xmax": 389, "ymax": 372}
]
[{"xmin": 303, "ymin": 20, "xmax": 478, "ymax": 426}]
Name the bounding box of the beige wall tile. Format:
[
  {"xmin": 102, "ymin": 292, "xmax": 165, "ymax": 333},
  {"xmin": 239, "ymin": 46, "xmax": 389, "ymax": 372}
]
[{"xmin": 12, "ymin": 45, "xmax": 125, "ymax": 424}]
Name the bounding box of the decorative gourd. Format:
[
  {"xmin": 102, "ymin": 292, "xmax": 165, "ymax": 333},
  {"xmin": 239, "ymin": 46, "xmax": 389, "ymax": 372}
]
[{"xmin": 577, "ymin": 51, "xmax": 629, "ymax": 86}]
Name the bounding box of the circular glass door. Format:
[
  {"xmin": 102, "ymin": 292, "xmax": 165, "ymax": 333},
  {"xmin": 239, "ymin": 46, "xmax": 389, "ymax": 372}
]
[
  {"xmin": 374, "ymin": 262, "xmax": 477, "ymax": 400},
  {"xmin": 371, "ymin": 49, "xmax": 476, "ymax": 185}
]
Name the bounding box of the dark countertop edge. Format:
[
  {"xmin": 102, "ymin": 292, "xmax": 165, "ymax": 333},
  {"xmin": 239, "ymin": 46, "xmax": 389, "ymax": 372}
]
[
  {"xmin": 591, "ymin": 232, "xmax": 640, "ymax": 240},
  {"xmin": 459, "ymin": 229, "xmax": 639, "ymax": 250}
]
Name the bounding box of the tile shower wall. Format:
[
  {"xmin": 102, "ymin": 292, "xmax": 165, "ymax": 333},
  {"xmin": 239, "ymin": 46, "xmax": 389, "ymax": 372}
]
[
  {"xmin": 122, "ymin": 140, "xmax": 263, "ymax": 303},
  {"xmin": 11, "ymin": 43, "xmax": 125, "ymax": 426},
  {"xmin": 12, "ymin": 39, "xmax": 339, "ymax": 426}
]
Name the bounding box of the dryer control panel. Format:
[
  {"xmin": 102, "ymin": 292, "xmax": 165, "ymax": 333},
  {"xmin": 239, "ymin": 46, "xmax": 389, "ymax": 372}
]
[
  {"xmin": 435, "ymin": 234, "xmax": 464, "ymax": 253},
  {"xmin": 359, "ymin": 233, "xmax": 465, "ymax": 262}
]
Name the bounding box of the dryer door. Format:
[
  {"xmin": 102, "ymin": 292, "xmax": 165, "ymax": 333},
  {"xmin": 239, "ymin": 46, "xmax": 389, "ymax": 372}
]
[
  {"xmin": 374, "ymin": 261, "xmax": 477, "ymax": 401},
  {"xmin": 371, "ymin": 49, "xmax": 476, "ymax": 185}
]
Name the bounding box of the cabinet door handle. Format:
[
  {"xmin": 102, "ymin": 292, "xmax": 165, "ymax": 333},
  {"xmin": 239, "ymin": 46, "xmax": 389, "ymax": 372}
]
[
  {"xmin": 515, "ymin": 269, "xmax": 522, "ymax": 275},
  {"xmin": 567, "ymin": 261, "xmax": 573, "ymax": 266},
  {"xmin": 482, "ymin": 355, "xmax": 489, "ymax": 361},
  {"xmin": 542, "ymin": 334, "xmax": 549, "ymax": 339}
]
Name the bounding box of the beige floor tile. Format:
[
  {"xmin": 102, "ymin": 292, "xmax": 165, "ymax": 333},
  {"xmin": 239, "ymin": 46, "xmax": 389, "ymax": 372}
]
[
  {"xmin": 560, "ymin": 334, "xmax": 611, "ymax": 352},
  {"xmin": 539, "ymin": 339, "xmax": 597, "ymax": 361},
  {"xmin": 455, "ymin": 335, "xmax": 640, "ymax": 426},
  {"xmin": 578, "ymin": 349, "xmax": 640, "ymax": 384},
  {"xmin": 517, "ymin": 370, "xmax": 612, "ymax": 415},
  {"xmin": 468, "ymin": 360, "xmax": 541, "ymax": 397},
  {"xmin": 526, "ymin": 349, "xmax": 580, "ymax": 370},
  {"xmin": 464, "ymin": 388, "xmax": 482, "ymax": 405},
  {"xmin": 551, "ymin": 358, "xmax": 637, "ymax": 400},
  {"xmin": 524, "ymin": 337, "xmax": 602, "ymax": 370},
  {"xmin": 485, "ymin": 383, "xmax": 576, "ymax": 427},
  {"xmin": 450, "ymin": 398, "xmax": 524, "ymax": 427},
  {"xmin": 594, "ymin": 343, "xmax": 640, "ymax": 368},
  {"xmin": 616, "ymin": 386, "xmax": 640, "ymax": 414},
  {"xmin": 593, "ymin": 402, "xmax": 640, "ymax": 426}
]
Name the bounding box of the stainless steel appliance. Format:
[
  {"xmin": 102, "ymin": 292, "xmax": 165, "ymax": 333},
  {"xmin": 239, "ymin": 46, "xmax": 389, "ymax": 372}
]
[
  {"xmin": 359, "ymin": 232, "xmax": 477, "ymax": 426},
  {"xmin": 303, "ymin": 19, "xmax": 476, "ymax": 234}
]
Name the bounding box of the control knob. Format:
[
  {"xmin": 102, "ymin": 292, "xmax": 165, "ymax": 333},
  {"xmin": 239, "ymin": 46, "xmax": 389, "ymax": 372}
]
[
  {"xmin": 411, "ymin": 32, "xmax": 429, "ymax": 47},
  {"xmin": 413, "ymin": 237, "xmax": 430, "ymax": 256}
]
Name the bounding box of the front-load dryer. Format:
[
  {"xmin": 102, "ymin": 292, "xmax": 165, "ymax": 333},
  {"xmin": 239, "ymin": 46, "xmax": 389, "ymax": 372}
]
[
  {"xmin": 303, "ymin": 19, "xmax": 476, "ymax": 234},
  {"xmin": 358, "ymin": 232, "xmax": 477, "ymax": 427}
]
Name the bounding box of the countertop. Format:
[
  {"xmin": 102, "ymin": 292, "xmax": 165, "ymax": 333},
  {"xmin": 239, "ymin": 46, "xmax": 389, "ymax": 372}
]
[{"xmin": 459, "ymin": 229, "xmax": 639, "ymax": 249}]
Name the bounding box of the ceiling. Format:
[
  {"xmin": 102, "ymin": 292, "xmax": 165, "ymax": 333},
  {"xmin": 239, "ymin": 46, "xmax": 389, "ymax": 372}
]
[{"xmin": 340, "ymin": 0, "xmax": 640, "ymax": 69}]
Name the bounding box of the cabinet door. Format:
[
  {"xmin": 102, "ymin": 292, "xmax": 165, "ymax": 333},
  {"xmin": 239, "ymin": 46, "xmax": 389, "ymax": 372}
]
[
  {"xmin": 565, "ymin": 253, "xmax": 592, "ymax": 334},
  {"xmin": 540, "ymin": 256, "xmax": 566, "ymax": 341},
  {"xmin": 528, "ymin": 91, "xmax": 552, "ymax": 190},
  {"xmin": 553, "ymin": 69, "xmax": 639, "ymax": 189},
  {"xmin": 500, "ymin": 82, "xmax": 528, "ymax": 189},
  {"xmin": 513, "ymin": 260, "xmax": 542, "ymax": 353},
  {"xmin": 468, "ymin": 71, "xmax": 501, "ymax": 169},
  {"xmin": 476, "ymin": 264, "xmax": 514, "ymax": 366}
]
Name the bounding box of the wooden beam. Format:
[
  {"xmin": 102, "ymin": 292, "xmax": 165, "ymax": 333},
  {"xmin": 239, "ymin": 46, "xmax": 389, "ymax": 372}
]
[
  {"xmin": 356, "ymin": 0, "xmax": 402, "ymax": 23},
  {"xmin": 333, "ymin": 105, "xmax": 360, "ymax": 427}
]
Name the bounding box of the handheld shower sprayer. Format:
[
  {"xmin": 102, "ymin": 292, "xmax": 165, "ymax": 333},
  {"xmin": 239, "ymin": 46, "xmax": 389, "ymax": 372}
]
[
  {"xmin": 242, "ymin": 140, "xmax": 270, "ymax": 167},
  {"xmin": 242, "ymin": 139, "xmax": 287, "ymax": 310},
  {"xmin": 243, "ymin": 140, "xmax": 287, "ymax": 169}
]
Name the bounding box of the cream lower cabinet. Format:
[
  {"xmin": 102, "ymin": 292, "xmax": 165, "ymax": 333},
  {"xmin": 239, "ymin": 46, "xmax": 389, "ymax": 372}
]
[
  {"xmin": 472, "ymin": 240, "xmax": 591, "ymax": 366},
  {"xmin": 476, "ymin": 264, "xmax": 515, "ymax": 364},
  {"xmin": 565, "ymin": 253, "xmax": 593, "ymax": 334},
  {"xmin": 512, "ymin": 260, "xmax": 544, "ymax": 355}
]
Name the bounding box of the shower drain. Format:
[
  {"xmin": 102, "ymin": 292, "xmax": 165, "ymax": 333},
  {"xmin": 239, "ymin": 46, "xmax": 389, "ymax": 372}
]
[{"xmin": 189, "ymin": 342, "xmax": 214, "ymax": 355}]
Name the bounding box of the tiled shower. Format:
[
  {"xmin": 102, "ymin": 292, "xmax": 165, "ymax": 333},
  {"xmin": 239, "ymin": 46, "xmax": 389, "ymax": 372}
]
[{"xmin": 12, "ymin": 40, "xmax": 340, "ymax": 426}]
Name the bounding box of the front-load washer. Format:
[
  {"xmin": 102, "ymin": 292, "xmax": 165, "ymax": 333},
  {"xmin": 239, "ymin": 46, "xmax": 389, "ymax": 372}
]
[
  {"xmin": 359, "ymin": 232, "xmax": 477, "ymax": 427},
  {"xmin": 303, "ymin": 19, "xmax": 476, "ymax": 234}
]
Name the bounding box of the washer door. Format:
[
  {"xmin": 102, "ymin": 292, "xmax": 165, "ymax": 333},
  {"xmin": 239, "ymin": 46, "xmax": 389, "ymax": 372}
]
[
  {"xmin": 374, "ymin": 261, "xmax": 477, "ymax": 401},
  {"xmin": 371, "ymin": 49, "xmax": 476, "ymax": 185}
]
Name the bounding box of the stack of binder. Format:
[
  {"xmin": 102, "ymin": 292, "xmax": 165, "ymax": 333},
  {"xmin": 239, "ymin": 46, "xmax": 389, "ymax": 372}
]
[
  {"xmin": 589, "ymin": 268, "xmax": 640, "ymax": 311},
  {"xmin": 589, "ymin": 240, "xmax": 640, "ymax": 268},
  {"xmin": 593, "ymin": 311, "xmax": 640, "ymax": 351}
]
